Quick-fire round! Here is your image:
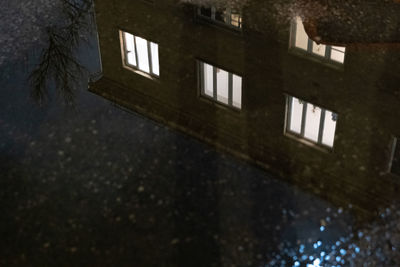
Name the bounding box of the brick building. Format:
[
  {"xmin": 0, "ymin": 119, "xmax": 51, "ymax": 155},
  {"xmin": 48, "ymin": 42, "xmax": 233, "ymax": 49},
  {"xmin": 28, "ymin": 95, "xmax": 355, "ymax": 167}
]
[{"xmin": 90, "ymin": 0, "xmax": 400, "ymax": 217}]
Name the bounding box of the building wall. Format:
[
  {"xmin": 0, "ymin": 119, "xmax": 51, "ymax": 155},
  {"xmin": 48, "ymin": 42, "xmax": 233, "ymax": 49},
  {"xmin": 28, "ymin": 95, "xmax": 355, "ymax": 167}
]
[{"xmin": 90, "ymin": 0, "xmax": 400, "ymax": 217}]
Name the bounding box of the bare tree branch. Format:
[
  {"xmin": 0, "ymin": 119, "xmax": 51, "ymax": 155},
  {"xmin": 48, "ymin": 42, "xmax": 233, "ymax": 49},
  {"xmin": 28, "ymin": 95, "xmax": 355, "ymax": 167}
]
[{"xmin": 29, "ymin": 0, "xmax": 94, "ymax": 106}]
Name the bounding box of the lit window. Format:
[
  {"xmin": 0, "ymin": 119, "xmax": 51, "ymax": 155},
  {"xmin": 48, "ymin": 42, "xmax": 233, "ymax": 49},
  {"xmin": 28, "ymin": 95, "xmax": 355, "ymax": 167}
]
[
  {"xmin": 198, "ymin": 6, "xmax": 242, "ymax": 29},
  {"xmin": 198, "ymin": 61, "xmax": 242, "ymax": 109},
  {"xmin": 290, "ymin": 16, "xmax": 346, "ymax": 64},
  {"xmin": 120, "ymin": 31, "xmax": 159, "ymax": 77},
  {"xmin": 389, "ymin": 137, "xmax": 400, "ymax": 175},
  {"xmin": 285, "ymin": 95, "xmax": 338, "ymax": 148}
]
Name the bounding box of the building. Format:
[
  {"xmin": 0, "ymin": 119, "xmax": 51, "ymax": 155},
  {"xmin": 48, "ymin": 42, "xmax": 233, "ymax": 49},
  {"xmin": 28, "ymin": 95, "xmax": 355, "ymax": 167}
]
[{"xmin": 89, "ymin": 0, "xmax": 400, "ymax": 217}]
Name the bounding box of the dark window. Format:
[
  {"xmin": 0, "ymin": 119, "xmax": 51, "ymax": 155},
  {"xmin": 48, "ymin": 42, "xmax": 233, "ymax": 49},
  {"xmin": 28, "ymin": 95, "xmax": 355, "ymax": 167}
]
[
  {"xmin": 197, "ymin": 6, "xmax": 242, "ymax": 30},
  {"xmin": 214, "ymin": 9, "xmax": 225, "ymax": 23},
  {"xmin": 200, "ymin": 7, "xmax": 211, "ymax": 17}
]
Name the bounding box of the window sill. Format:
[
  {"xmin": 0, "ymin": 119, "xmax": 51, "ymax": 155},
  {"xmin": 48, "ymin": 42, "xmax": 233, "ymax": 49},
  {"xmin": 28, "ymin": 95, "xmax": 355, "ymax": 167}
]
[
  {"xmin": 195, "ymin": 16, "xmax": 243, "ymax": 34},
  {"xmin": 122, "ymin": 64, "xmax": 160, "ymax": 82},
  {"xmin": 284, "ymin": 131, "xmax": 334, "ymax": 153},
  {"xmin": 199, "ymin": 95, "xmax": 242, "ymax": 113},
  {"xmin": 288, "ymin": 48, "xmax": 345, "ymax": 71}
]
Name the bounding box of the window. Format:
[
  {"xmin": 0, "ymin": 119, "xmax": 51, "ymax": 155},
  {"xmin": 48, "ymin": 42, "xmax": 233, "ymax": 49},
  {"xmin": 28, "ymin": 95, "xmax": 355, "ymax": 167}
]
[
  {"xmin": 120, "ymin": 31, "xmax": 159, "ymax": 77},
  {"xmin": 285, "ymin": 95, "xmax": 338, "ymax": 148},
  {"xmin": 198, "ymin": 61, "xmax": 242, "ymax": 109},
  {"xmin": 389, "ymin": 137, "xmax": 400, "ymax": 175},
  {"xmin": 290, "ymin": 16, "xmax": 346, "ymax": 64},
  {"xmin": 197, "ymin": 6, "xmax": 242, "ymax": 29}
]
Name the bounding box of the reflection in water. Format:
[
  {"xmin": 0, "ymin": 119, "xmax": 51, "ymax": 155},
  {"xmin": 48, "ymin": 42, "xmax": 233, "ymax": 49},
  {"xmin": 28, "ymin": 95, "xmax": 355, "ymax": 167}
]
[
  {"xmin": 199, "ymin": 61, "xmax": 242, "ymax": 109},
  {"xmin": 3, "ymin": 0, "xmax": 400, "ymax": 266},
  {"xmin": 120, "ymin": 31, "xmax": 160, "ymax": 76},
  {"xmin": 198, "ymin": 6, "xmax": 242, "ymax": 29},
  {"xmin": 270, "ymin": 204, "xmax": 400, "ymax": 266},
  {"xmin": 29, "ymin": 0, "xmax": 94, "ymax": 105},
  {"xmin": 291, "ymin": 16, "xmax": 345, "ymax": 63},
  {"xmin": 286, "ymin": 96, "xmax": 337, "ymax": 148},
  {"xmin": 86, "ymin": 0, "xmax": 400, "ymax": 265}
]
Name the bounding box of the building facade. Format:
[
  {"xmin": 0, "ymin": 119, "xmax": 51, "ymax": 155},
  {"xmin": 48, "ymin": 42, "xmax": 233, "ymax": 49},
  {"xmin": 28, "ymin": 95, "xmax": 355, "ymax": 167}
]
[{"xmin": 90, "ymin": 0, "xmax": 400, "ymax": 217}]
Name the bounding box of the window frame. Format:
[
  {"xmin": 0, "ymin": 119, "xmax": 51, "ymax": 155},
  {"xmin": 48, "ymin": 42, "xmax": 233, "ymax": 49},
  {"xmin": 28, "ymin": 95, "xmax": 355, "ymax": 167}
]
[
  {"xmin": 119, "ymin": 30, "xmax": 160, "ymax": 79},
  {"xmin": 388, "ymin": 136, "xmax": 400, "ymax": 175},
  {"xmin": 284, "ymin": 95, "xmax": 338, "ymax": 149},
  {"xmin": 289, "ymin": 17, "xmax": 346, "ymax": 66},
  {"xmin": 197, "ymin": 60, "xmax": 242, "ymax": 110},
  {"xmin": 196, "ymin": 6, "xmax": 243, "ymax": 31}
]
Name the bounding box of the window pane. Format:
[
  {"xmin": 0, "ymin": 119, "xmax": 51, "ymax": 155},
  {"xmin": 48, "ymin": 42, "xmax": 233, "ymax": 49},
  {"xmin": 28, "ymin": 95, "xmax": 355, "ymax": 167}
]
[
  {"xmin": 216, "ymin": 68, "xmax": 229, "ymax": 104},
  {"xmin": 304, "ymin": 104, "xmax": 321, "ymax": 142},
  {"xmin": 135, "ymin": 36, "xmax": 150, "ymax": 73},
  {"xmin": 124, "ymin": 33, "xmax": 136, "ymax": 66},
  {"xmin": 294, "ymin": 16, "xmax": 308, "ymax": 50},
  {"xmin": 124, "ymin": 32, "xmax": 134, "ymax": 51},
  {"xmin": 232, "ymin": 74, "xmax": 242, "ymax": 109},
  {"xmin": 330, "ymin": 46, "xmax": 346, "ymax": 63},
  {"xmin": 289, "ymin": 96, "xmax": 303, "ymax": 134},
  {"xmin": 312, "ymin": 43, "xmax": 326, "ymax": 57},
  {"xmin": 203, "ymin": 63, "xmax": 213, "ymax": 97},
  {"xmin": 322, "ymin": 111, "xmax": 337, "ymax": 147},
  {"xmin": 127, "ymin": 53, "xmax": 136, "ymax": 66},
  {"xmin": 150, "ymin": 42, "xmax": 159, "ymax": 76}
]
